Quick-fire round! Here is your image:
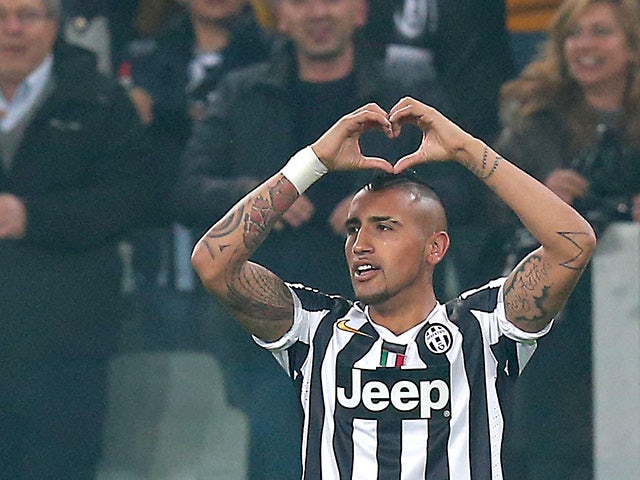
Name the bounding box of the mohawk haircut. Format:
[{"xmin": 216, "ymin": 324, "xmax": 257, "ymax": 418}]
[{"xmin": 363, "ymin": 169, "xmax": 443, "ymax": 206}]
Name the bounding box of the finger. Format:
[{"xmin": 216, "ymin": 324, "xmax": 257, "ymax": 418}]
[
  {"xmin": 349, "ymin": 111, "xmax": 393, "ymax": 137},
  {"xmin": 556, "ymin": 171, "xmax": 589, "ymax": 198},
  {"xmin": 388, "ymin": 96, "xmax": 416, "ymax": 117},
  {"xmin": 345, "ymin": 104, "xmax": 393, "ymax": 134},
  {"xmin": 283, "ymin": 197, "xmax": 315, "ymax": 227},
  {"xmin": 389, "ymin": 99, "xmax": 432, "ymax": 127},
  {"xmin": 359, "ymin": 156, "xmax": 394, "ymax": 173},
  {"xmin": 393, "ymin": 152, "xmax": 425, "ymax": 173},
  {"xmin": 282, "ymin": 207, "xmax": 309, "ymax": 228}
]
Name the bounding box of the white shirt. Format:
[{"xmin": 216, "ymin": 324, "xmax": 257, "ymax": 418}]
[{"xmin": 0, "ymin": 55, "xmax": 53, "ymax": 132}]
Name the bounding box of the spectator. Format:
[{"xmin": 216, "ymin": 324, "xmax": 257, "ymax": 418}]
[
  {"xmin": 173, "ymin": 0, "xmax": 446, "ymax": 298},
  {"xmin": 364, "ymin": 0, "xmax": 517, "ymax": 143},
  {"xmin": 493, "ymin": 0, "xmax": 640, "ymax": 478},
  {"xmin": 0, "ymin": 0, "xmax": 151, "ymax": 479},
  {"xmin": 120, "ymin": 2, "xmax": 291, "ymax": 479},
  {"xmin": 354, "ymin": 0, "xmax": 518, "ymax": 295},
  {"xmin": 61, "ymin": 0, "xmax": 141, "ymax": 74},
  {"xmin": 119, "ymin": 0, "xmax": 272, "ymax": 361}
]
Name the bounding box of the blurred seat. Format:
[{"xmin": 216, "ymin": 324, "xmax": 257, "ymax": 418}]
[{"xmin": 97, "ymin": 352, "xmax": 248, "ymax": 480}]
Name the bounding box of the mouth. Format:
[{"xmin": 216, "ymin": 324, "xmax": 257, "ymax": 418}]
[
  {"xmin": 352, "ymin": 262, "xmax": 380, "ymax": 281},
  {"xmin": 0, "ymin": 45, "xmax": 25, "ymax": 56},
  {"xmin": 573, "ymin": 55, "xmax": 605, "ymax": 68}
]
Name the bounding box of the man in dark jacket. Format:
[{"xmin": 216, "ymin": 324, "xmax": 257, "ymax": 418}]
[
  {"xmin": 121, "ymin": 3, "xmax": 287, "ymax": 479},
  {"xmin": 173, "ymin": 0, "xmax": 446, "ymax": 297},
  {"xmin": 172, "ymin": 1, "xmax": 446, "ymax": 478},
  {"xmin": 0, "ymin": 0, "xmax": 151, "ymax": 478}
]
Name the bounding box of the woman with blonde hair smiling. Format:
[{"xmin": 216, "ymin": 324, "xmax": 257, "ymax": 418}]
[{"xmin": 495, "ymin": 1, "xmax": 640, "ymax": 478}]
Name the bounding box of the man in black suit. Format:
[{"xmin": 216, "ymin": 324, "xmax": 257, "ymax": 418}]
[{"xmin": 0, "ymin": 0, "xmax": 151, "ymax": 478}]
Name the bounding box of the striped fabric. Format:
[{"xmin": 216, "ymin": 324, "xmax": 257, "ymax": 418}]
[{"xmin": 256, "ymin": 278, "xmax": 551, "ymax": 480}]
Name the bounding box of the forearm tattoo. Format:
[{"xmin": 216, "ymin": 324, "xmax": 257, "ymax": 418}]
[
  {"xmin": 203, "ymin": 208, "xmax": 243, "ymax": 260},
  {"xmin": 200, "ymin": 175, "xmax": 297, "ymax": 322},
  {"xmin": 243, "ymin": 176, "xmax": 297, "ymax": 251},
  {"xmin": 467, "ymin": 146, "xmax": 501, "ymax": 180},
  {"xmin": 505, "ymin": 230, "xmax": 591, "ymax": 324},
  {"xmin": 504, "ymin": 254, "xmax": 552, "ymax": 324}
]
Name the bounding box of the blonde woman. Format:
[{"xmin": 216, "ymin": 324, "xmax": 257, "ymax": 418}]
[{"xmin": 495, "ymin": 2, "xmax": 640, "ymax": 478}]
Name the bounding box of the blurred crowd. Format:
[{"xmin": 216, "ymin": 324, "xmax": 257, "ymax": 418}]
[{"xmin": 1, "ymin": 0, "xmax": 638, "ymax": 479}]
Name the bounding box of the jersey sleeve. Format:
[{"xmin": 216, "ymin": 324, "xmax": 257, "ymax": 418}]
[
  {"xmin": 252, "ymin": 284, "xmax": 347, "ymax": 374},
  {"xmin": 252, "ymin": 284, "xmax": 317, "ymax": 351},
  {"xmin": 459, "ymin": 277, "xmax": 553, "ymax": 344},
  {"xmin": 458, "ymin": 277, "xmax": 553, "ymax": 373}
]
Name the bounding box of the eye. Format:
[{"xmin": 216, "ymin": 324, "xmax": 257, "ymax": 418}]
[
  {"xmin": 592, "ymin": 24, "xmax": 615, "ymax": 37},
  {"xmin": 566, "ymin": 25, "xmax": 582, "ymax": 38},
  {"xmin": 377, "ymin": 223, "xmax": 392, "ymax": 232},
  {"xmin": 345, "ymin": 224, "xmax": 360, "ymax": 235}
]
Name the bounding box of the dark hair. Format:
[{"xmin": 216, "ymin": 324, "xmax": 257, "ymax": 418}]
[{"xmin": 364, "ymin": 169, "xmax": 443, "ymax": 205}]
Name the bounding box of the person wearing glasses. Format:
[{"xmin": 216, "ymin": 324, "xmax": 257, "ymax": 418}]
[{"xmin": 0, "ymin": 1, "xmax": 151, "ymax": 478}]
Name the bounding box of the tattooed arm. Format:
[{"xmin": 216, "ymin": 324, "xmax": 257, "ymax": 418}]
[
  {"xmin": 191, "ymin": 104, "xmax": 394, "ymax": 341},
  {"xmin": 480, "ymin": 148, "xmax": 597, "ymax": 333},
  {"xmin": 388, "ymin": 97, "xmax": 597, "ymax": 332}
]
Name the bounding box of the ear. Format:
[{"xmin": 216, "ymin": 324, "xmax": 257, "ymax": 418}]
[
  {"xmin": 426, "ymin": 231, "xmax": 450, "ymax": 266},
  {"xmin": 354, "ymin": 0, "xmax": 368, "ymax": 28},
  {"xmin": 272, "ymin": 1, "xmax": 289, "ymax": 34}
]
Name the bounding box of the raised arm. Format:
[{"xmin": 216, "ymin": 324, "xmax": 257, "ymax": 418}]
[
  {"xmin": 388, "ymin": 97, "xmax": 597, "ymax": 332},
  {"xmin": 191, "ymin": 104, "xmax": 394, "ymax": 341}
]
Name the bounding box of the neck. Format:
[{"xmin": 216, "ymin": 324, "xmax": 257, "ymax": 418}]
[
  {"xmin": 369, "ymin": 290, "xmax": 438, "ymax": 336},
  {"xmin": 193, "ymin": 21, "xmax": 231, "ymax": 52},
  {"xmin": 297, "ymin": 46, "xmax": 355, "ymax": 82},
  {"xmin": 582, "ymin": 79, "xmax": 626, "ymax": 112},
  {"xmin": 0, "ymin": 83, "xmax": 19, "ymax": 102}
]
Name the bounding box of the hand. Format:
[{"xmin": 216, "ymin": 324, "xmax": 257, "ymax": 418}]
[
  {"xmin": 277, "ymin": 194, "xmax": 315, "ymax": 229},
  {"xmin": 632, "ymin": 193, "xmax": 640, "ymax": 222},
  {"xmin": 329, "ymin": 195, "xmax": 353, "ymax": 236},
  {"xmin": 0, "ymin": 194, "xmax": 27, "ymax": 239},
  {"xmin": 388, "ymin": 97, "xmax": 477, "ymax": 173},
  {"xmin": 311, "ymin": 103, "xmax": 394, "ymax": 172},
  {"xmin": 544, "ymin": 169, "xmax": 589, "ymax": 205},
  {"xmin": 127, "ymin": 86, "xmax": 154, "ymax": 125}
]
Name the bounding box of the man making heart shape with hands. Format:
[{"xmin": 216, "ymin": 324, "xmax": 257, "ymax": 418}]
[{"xmin": 191, "ymin": 96, "xmax": 596, "ymax": 480}]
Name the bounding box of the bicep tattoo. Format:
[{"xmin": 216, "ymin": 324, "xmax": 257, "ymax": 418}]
[
  {"xmin": 504, "ymin": 254, "xmax": 552, "ymax": 325},
  {"xmin": 505, "ymin": 230, "xmax": 592, "ymax": 325},
  {"xmin": 225, "ymin": 262, "xmax": 293, "ymax": 319}
]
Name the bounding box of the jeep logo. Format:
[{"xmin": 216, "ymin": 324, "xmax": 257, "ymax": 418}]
[{"xmin": 337, "ymin": 368, "xmax": 450, "ymax": 419}]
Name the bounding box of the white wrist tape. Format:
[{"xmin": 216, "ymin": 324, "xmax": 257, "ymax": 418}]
[{"xmin": 280, "ymin": 146, "xmax": 328, "ymax": 194}]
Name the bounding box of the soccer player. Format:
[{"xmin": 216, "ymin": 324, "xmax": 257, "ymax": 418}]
[{"xmin": 191, "ymin": 97, "xmax": 596, "ymax": 479}]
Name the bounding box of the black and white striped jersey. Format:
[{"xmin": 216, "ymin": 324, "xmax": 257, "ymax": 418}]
[{"xmin": 255, "ymin": 277, "xmax": 551, "ymax": 480}]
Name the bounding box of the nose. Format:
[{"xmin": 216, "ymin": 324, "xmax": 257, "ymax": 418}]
[
  {"xmin": 0, "ymin": 15, "xmax": 24, "ymax": 32},
  {"xmin": 308, "ymin": 0, "xmax": 331, "ymax": 17},
  {"xmin": 351, "ymin": 227, "xmax": 373, "ymax": 254}
]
